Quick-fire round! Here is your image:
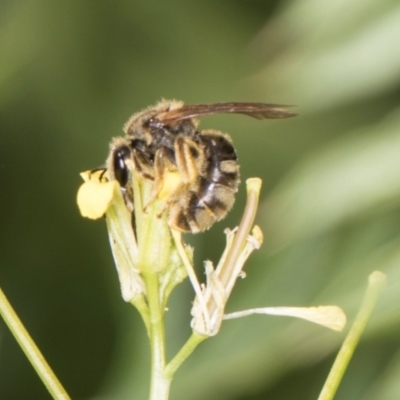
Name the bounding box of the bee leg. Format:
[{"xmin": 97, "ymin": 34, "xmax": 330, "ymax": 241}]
[
  {"xmin": 146, "ymin": 137, "xmax": 202, "ymax": 215},
  {"xmin": 143, "ymin": 148, "xmax": 180, "ymax": 215},
  {"xmin": 132, "ymin": 149, "xmax": 155, "ymax": 182},
  {"xmin": 174, "ymin": 136, "xmax": 203, "ymax": 184},
  {"xmin": 142, "ymin": 150, "xmax": 163, "ymax": 212}
]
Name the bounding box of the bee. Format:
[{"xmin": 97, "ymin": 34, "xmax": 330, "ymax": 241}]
[{"xmin": 105, "ymin": 99, "xmax": 296, "ymax": 233}]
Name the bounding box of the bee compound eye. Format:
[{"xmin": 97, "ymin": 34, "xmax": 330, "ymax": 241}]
[{"xmin": 113, "ymin": 145, "xmax": 132, "ymax": 187}]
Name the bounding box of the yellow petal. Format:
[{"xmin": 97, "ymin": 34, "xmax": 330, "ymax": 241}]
[
  {"xmin": 224, "ymin": 305, "xmax": 347, "ymax": 332},
  {"xmin": 77, "ymin": 180, "xmax": 118, "ymax": 219},
  {"xmin": 268, "ymin": 306, "xmax": 347, "ymax": 332}
]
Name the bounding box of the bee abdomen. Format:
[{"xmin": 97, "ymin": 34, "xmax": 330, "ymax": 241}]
[
  {"xmin": 169, "ymin": 178, "xmax": 237, "ymax": 233},
  {"xmin": 197, "ymin": 177, "xmax": 237, "ymax": 214},
  {"xmin": 168, "ymin": 131, "xmax": 240, "ymax": 233},
  {"xmin": 201, "ymin": 130, "xmax": 239, "ymax": 189},
  {"xmin": 206, "ymin": 159, "xmax": 239, "ymax": 190}
]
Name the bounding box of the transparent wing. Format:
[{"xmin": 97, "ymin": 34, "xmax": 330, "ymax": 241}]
[{"xmin": 157, "ymin": 102, "xmax": 297, "ymax": 124}]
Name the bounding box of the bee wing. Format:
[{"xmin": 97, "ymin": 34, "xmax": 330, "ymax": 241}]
[{"xmin": 157, "ymin": 102, "xmax": 297, "ymax": 124}]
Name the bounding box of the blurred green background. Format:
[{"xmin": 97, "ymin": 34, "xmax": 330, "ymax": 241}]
[{"xmin": 1, "ymin": 1, "xmax": 400, "ymax": 399}]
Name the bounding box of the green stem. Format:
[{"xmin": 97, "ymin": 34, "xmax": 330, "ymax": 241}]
[
  {"xmin": 0, "ymin": 287, "xmax": 70, "ymax": 400},
  {"xmin": 144, "ymin": 272, "xmax": 171, "ymax": 400},
  {"xmin": 130, "ymin": 295, "xmax": 150, "ymax": 335},
  {"xmin": 318, "ymin": 271, "xmax": 386, "ymax": 400},
  {"xmin": 165, "ymin": 332, "xmax": 207, "ymax": 379}
]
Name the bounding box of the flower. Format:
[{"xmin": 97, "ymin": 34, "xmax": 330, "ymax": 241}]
[
  {"xmin": 76, "ymin": 167, "xmax": 187, "ymax": 319},
  {"xmin": 77, "ymin": 171, "xmax": 346, "ymax": 336}
]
